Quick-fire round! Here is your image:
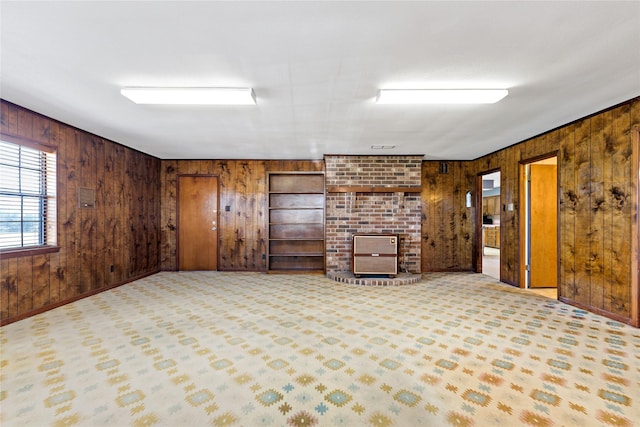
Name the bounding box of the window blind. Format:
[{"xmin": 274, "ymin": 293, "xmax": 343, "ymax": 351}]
[{"xmin": 0, "ymin": 140, "xmax": 56, "ymax": 249}]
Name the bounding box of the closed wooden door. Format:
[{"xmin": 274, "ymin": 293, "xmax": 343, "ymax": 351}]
[
  {"xmin": 529, "ymin": 164, "xmax": 558, "ymax": 287},
  {"xmin": 178, "ymin": 175, "xmax": 218, "ymax": 270}
]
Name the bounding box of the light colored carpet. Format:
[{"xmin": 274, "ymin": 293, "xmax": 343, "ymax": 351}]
[{"xmin": 1, "ymin": 272, "xmax": 638, "ymax": 426}]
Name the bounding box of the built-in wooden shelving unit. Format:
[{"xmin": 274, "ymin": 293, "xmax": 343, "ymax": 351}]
[{"xmin": 267, "ymin": 172, "xmax": 325, "ymax": 273}]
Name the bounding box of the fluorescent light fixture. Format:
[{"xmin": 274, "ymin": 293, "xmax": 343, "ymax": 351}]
[
  {"xmin": 121, "ymin": 87, "xmax": 256, "ymax": 105},
  {"xmin": 376, "ymin": 89, "xmax": 508, "ymax": 104},
  {"xmin": 371, "ymin": 145, "xmax": 396, "ymax": 149}
]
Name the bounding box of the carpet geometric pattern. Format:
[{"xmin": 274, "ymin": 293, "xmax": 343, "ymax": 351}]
[{"xmin": 1, "ymin": 272, "xmax": 639, "ymax": 426}]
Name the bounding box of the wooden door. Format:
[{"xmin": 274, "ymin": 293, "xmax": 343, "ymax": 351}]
[
  {"xmin": 529, "ymin": 164, "xmax": 557, "ymax": 287},
  {"xmin": 178, "ymin": 175, "xmax": 218, "ymax": 270}
]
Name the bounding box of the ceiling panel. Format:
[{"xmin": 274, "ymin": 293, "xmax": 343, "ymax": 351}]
[{"xmin": 1, "ymin": 1, "xmax": 638, "ymax": 160}]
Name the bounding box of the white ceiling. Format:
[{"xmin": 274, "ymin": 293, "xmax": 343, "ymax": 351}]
[{"xmin": 1, "ymin": 1, "xmax": 639, "ymax": 160}]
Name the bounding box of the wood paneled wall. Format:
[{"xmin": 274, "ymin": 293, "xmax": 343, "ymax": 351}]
[
  {"xmin": 472, "ymin": 98, "xmax": 640, "ymax": 325},
  {"xmin": 421, "ymin": 161, "xmax": 476, "ymax": 272},
  {"xmin": 160, "ymin": 160, "xmax": 323, "ymax": 271},
  {"xmin": 2, "ymin": 97, "xmax": 638, "ymax": 327},
  {"xmin": 0, "ymin": 101, "xmax": 161, "ymax": 324}
]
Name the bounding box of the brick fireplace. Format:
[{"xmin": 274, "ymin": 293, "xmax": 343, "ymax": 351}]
[{"xmin": 324, "ymin": 155, "xmax": 423, "ymax": 275}]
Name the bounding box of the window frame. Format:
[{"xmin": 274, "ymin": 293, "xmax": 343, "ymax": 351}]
[{"xmin": 0, "ymin": 133, "xmax": 59, "ymax": 259}]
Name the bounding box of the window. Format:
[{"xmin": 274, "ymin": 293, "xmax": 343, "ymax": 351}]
[{"xmin": 0, "ymin": 139, "xmax": 57, "ymax": 250}]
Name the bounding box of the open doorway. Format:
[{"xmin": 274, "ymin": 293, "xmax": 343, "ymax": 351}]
[
  {"xmin": 520, "ymin": 155, "xmax": 558, "ymax": 298},
  {"xmin": 481, "ymin": 171, "xmax": 501, "ymax": 280}
]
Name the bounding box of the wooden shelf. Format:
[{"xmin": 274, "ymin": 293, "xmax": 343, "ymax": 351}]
[
  {"xmin": 269, "ymin": 253, "xmax": 324, "ymax": 257},
  {"xmin": 268, "ymin": 206, "xmax": 322, "ymax": 209},
  {"xmin": 327, "ymin": 185, "xmax": 422, "ymax": 193},
  {"xmin": 269, "ymin": 191, "xmax": 325, "ymax": 194},
  {"xmin": 269, "ymin": 222, "xmax": 324, "ymax": 225},
  {"xmin": 269, "ymin": 238, "xmax": 324, "ymax": 241}
]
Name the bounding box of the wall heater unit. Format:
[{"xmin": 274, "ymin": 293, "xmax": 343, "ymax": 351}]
[{"xmin": 352, "ymin": 234, "xmax": 398, "ymax": 277}]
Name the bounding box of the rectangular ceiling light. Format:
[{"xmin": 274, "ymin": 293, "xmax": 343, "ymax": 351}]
[
  {"xmin": 121, "ymin": 87, "xmax": 256, "ymax": 105},
  {"xmin": 376, "ymin": 89, "xmax": 508, "ymax": 104}
]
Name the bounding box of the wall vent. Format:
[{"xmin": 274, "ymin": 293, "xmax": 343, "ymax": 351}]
[{"xmin": 439, "ymin": 162, "xmax": 450, "ymax": 174}]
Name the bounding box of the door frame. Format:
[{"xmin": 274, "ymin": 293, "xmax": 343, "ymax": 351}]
[
  {"xmin": 474, "ymin": 168, "xmax": 500, "ymax": 275},
  {"xmin": 176, "ymin": 174, "xmax": 220, "ymax": 271},
  {"xmin": 631, "ymin": 126, "xmax": 639, "ymax": 327},
  {"xmin": 518, "ymin": 152, "xmax": 559, "ymax": 290}
]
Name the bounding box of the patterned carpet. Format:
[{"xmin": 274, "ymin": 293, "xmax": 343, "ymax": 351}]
[{"xmin": 1, "ymin": 272, "xmax": 639, "ymax": 426}]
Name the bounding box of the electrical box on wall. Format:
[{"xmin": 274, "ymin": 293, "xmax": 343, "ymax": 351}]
[{"xmin": 78, "ymin": 188, "xmax": 95, "ymax": 208}]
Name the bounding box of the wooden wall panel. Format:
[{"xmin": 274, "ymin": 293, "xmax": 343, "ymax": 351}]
[
  {"xmin": 16, "ymin": 257, "xmax": 33, "ymax": 314},
  {"xmin": 439, "ymin": 163, "xmax": 454, "ymax": 267},
  {"xmin": 0, "ymin": 100, "xmax": 161, "ymax": 324},
  {"xmin": 217, "ymin": 161, "xmax": 233, "ymax": 269},
  {"xmin": 2, "ymin": 97, "xmax": 638, "ymax": 328},
  {"xmin": 94, "ymin": 137, "xmax": 107, "ymax": 289},
  {"xmin": 473, "ymin": 97, "xmax": 639, "ymax": 325},
  {"xmin": 123, "ymin": 150, "xmax": 135, "ymax": 276},
  {"xmin": 1, "ymin": 102, "xmax": 17, "ymax": 134},
  {"xmin": 48, "ymin": 251, "xmax": 61, "ymax": 305},
  {"xmin": 601, "ymin": 111, "xmax": 614, "ymax": 313},
  {"xmin": 457, "ymin": 162, "xmax": 475, "ymax": 269},
  {"xmin": 573, "ymin": 118, "xmax": 592, "ymax": 306},
  {"xmin": 79, "ymin": 133, "xmax": 97, "ymax": 293},
  {"xmin": 103, "ymin": 140, "xmax": 116, "ymax": 285},
  {"xmin": 421, "ymin": 162, "xmax": 439, "ymax": 272},
  {"xmin": 50, "ymin": 122, "xmax": 68, "ymax": 301},
  {"xmin": 17, "ymin": 109, "xmax": 34, "ymax": 140},
  {"xmin": 1, "ymin": 258, "xmax": 17, "ymax": 318},
  {"xmin": 420, "ymin": 161, "xmax": 475, "ymax": 272},
  {"xmin": 160, "ymin": 161, "xmax": 178, "ymax": 271},
  {"xmin": 559, "ymin": 125, "xmax": 576, "ymax": 300},
  {"xmin": 609, "ymin": 104, "xmax": 632, "ymax": 317},
  {"xmin": 32, "ymin": 254, "xmax": 50, "ymax": 309},
  {"xmin": 148, "ymin": 155, "xmax": 160, "ymax": 274},
  {"xmin": 160, "ymin": 159, "xmax": 323, "ymax": 271},
  {"xmin": 501, "ymin": 146, "xmax": 519, "ymax": 285},
  {"xmin": 590, "ymin": 113, "xmax": 606, "ymax": 309},
  {"xmin": 67, "ymin": 129, "xmax": 82, "ymax": 297}
]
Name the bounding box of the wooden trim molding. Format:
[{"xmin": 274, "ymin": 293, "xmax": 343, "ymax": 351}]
[
  {"xmin": 327, "ymin": 186, "xmax": 422, "ymax": 193},
  {"xmin": 0, "ymin": 245, "xmax": 60, "ymax": 259},
  {"xmin": 560, "ymin": 296, "xmax": 636, "ymax": 328},
  {"xmin": 0, "ymin": 270, "xmax": 160, "ymax": 326},
  {"xmin": 517, "ymin": 152, "xmax": 560, "ymax": 291},
  {"xmin": 176, "ymin": 174, "xmax": 220, "ymax": 271},
  {"xmin": 475, "ymin": 168, "xmax": 501, "ymax": 275},
  {"xmin": 518, "ymin": 162, "xmax": 527, "ymax": 288},
  {"xmin": 0, "ymin": 132, "xmax": 56, "ymax": 153},
  {"xmin": 632, "ymin": 125, "xmax": 639, "ymax": 327}
]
